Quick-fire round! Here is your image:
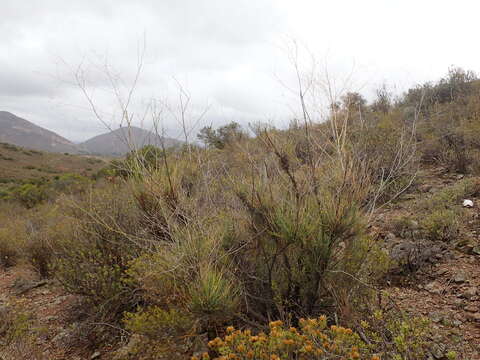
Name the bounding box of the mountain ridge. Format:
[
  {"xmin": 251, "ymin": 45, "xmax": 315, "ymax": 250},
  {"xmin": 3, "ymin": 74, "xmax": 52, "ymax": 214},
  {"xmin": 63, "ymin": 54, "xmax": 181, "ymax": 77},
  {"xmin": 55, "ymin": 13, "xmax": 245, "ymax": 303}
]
[
  {"xmin": 0, "ymin": 111, "xmax": 181, "ymax": 156},
  {"xmin": 0, "ymin": 111, "xmax": 80, "ymax": 154},
  {"xmin": 79, "ymin": 125, "xmax": 182, "ymax": 156}
]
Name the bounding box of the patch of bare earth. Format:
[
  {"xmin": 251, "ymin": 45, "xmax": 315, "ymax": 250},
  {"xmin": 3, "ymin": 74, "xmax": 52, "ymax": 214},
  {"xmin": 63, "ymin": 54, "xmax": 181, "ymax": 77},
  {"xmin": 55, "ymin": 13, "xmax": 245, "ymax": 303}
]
[
  {"xmin": 0, "ymin": 266, "xmax": 102, "ymax": 360},
  {"xmin": 374, "ymin": 167, "xmax": 480, "ymax": 359}
]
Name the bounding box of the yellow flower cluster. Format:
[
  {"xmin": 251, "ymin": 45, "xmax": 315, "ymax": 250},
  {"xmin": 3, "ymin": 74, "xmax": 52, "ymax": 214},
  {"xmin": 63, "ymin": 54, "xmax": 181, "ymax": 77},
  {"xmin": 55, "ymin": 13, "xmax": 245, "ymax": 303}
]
[{"xmin": 194, "ymin": 316, "xmax": 383, "ymax": 360}]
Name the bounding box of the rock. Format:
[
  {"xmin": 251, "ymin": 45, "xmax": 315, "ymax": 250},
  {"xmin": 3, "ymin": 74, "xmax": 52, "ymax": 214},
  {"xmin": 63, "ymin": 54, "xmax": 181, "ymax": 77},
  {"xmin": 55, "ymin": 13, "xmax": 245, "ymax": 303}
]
[
  {"xmin": 472, "ymin": 245, "xmax": 480, "ymax": 255},
  {"xmin": 430, "ymin": 343, "xmax": 446, "ymax": 359},
  {"xmin": 418, "ymin": 184, "xmax": 433, "ymax": 193},
  {"xmin": 452, "ymin": 319, "xmax": 463, "ymax": 326},
  {"xmin": 452, "ymin": 298, "xmax": 464, "ymax": 307},
  {"xmin": 465, "ymin": 305, "xmax": 478, "ymax": 313},
  {"xmin": 91, "ymin": 351, "xmax": 101, "ymax": 359},
  {"xmin": 436, "ymin": 268, "xmax": 448, "ymax": 276},
  {"xmin": 12, "ymin": 279, "xmax": 48, "ymax": 295},
  {"xmin": 453, "ymin": 272, "xmax": 467, "ymax": 283},
  {"xmin": 44, "ymin": 315, "xmax": 58, "ymax": 322},
  {"xmin": 466, "ymin": 312, "xmax": 480, "ymax": 322},
  {"xmin": 52, "ymin": 329, "xmax": 70, "ymax": 347},
  {"xmin": 463, "ymin": 287, "xmax": 478, "ymax": 299},
  {"xmin": 425, "ymin": 282, "xmax": 442, "ymax": 294},
  {"xmin": 430, "ymin": 312, "xmax": 443, "ymax": 323},
  {"xmin": 385, "ymin": 232, "xmax": 396, "ymax": 241},
  {"xmin": 113, "ymin": 335, "xmax": 144, "ymax": 360},
  {"xmin": 463, "ymin": 199, "xmax": 474, "ymax": 208}
]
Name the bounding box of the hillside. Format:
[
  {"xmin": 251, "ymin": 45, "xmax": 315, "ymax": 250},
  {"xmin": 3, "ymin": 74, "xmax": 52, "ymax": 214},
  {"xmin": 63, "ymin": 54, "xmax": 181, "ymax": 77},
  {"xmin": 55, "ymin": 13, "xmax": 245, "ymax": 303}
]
[
  {"xmin": 0, "ymin": 167, "xmax": 479, "ymax": 359},
  {"xmin": 79, "ymin": 126, "xmax": 182, "ymax": 156},
  {"xmin": 0, "ymin": 112, "xmax": 80, "ymax": 154},
  {"xmin": 0, "ymin": 142, "xmax": 106, "ymax": 184},
  {"xmin": 2, "ymin": 68, "xmax": 480, "ymax": 360}
]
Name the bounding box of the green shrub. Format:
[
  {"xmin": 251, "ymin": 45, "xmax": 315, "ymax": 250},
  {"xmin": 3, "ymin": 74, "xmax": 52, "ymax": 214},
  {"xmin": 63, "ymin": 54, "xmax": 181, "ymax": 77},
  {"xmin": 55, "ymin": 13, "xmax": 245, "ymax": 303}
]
[
  {"xmin": 51, "ymin": 173, "xmax": 89, "ymax": 194},
  {"xmin": 12, "ymin": 184, "xmax": 48, "ymax": 208},
  {"xmin": 124, "ymin": 307, "xmax": 194, "ymax": 340},
  {"xmin": 419, "ymin": 178, "xmax": 480, "ymax": 211},
  {"xmin": 0, "ymin": 227, "xmax": 22, "ymax": 268},
  {"xmin": 0, "ymin": 208, "xmax": 27, "ymax": 268},
  {"xmin": 20, "ymin": 204, "xmax": 73, "ymax": 277},
  {"xmin": 52, "ymin": 187, "xmax": 143, "ymax": 320},
  {"xmin": 420, "ymin": 209, "xmax": 460, "ymax": 242},
  {"xmin": 391, "ymin": 216, "xmax": 419, "ymax": 239}
]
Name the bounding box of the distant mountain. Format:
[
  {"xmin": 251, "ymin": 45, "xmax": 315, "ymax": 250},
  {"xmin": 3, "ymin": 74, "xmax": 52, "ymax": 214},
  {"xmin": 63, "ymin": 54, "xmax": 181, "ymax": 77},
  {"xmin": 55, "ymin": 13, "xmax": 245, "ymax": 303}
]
[
  {"xmin": 0, "ymin": 111, "xmax": 81, "ymax": 154},
  {"xmin": 79, "ymin": 126, "xmax": 182, "ymax": 156}
]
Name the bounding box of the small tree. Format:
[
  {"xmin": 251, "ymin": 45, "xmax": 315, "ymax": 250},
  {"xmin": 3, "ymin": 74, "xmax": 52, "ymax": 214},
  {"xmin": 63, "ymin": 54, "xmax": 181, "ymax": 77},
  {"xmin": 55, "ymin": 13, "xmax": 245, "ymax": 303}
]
[{"xmin": 197, "ymin": 122, "xmax": 248, "ymax": 149}]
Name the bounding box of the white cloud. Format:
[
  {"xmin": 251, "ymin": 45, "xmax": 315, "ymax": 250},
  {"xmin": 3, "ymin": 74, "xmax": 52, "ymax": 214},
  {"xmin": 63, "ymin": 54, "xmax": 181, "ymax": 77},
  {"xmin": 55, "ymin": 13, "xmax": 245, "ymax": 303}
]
[{"xmin": 1, "ymin": 0, "xmax": 480, "ymax": 142}]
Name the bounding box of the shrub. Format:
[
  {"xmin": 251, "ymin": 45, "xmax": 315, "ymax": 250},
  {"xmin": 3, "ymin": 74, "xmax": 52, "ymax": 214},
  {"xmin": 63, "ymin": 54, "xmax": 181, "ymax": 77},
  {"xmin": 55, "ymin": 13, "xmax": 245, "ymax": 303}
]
[
  {"xmin": 390, "ymin": 216, "xmax": 419, "ymax": 239},
  {"xmin": 419, "ymin": 209, "xmax": 460, "ymax": 242},
  {"xmin": 50, "ymin": 173, "xmax": 89, "ymax": 194},
  {"xmin": 21, "ymin": 203, "xmax": 74, "ymax": 277},
  {"xmin": 229, "ymin": 141, "xmax": 388, "ymax": 321},
  {"xmin": 52, "ymin": 186, "xmax": 143, "ymax": 320},
  {"xmin": 12, "ymin": 184, "xmax": 48, "ymax": 208},
  {"xmin": 0, "ymin": 207, "xmax": 27, "ymax": 268},
  {"xmin": 124, "ymin": 307, "xmax": 194, "ymax": 340},
  {"xmin": 202, "ymin": 311, "xmax": 435, "ymax": 360}
]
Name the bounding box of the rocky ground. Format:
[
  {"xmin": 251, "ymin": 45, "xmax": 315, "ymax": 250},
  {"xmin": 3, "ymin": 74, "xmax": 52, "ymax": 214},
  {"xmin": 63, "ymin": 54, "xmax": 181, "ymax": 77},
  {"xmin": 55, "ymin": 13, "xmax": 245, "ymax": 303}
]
[
  {"xmin": 373, "ymin": 167, "xmax": 480, "ymax": 359},
  {"xmin": 1, "ymin": 167, "xmax": 480, "ymax": 359}
]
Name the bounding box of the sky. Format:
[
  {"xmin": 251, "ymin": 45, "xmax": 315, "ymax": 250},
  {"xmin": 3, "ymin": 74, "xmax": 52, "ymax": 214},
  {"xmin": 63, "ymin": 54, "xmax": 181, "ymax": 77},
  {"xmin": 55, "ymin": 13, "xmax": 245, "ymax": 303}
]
[{"xmin": 1, "ymin": 0, "xmax": 480, "ymax": 142}]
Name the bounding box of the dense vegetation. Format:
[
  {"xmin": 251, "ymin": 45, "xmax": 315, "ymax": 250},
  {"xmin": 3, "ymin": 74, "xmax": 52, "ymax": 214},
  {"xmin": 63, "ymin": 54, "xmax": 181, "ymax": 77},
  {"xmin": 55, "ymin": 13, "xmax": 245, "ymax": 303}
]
[{"xmin": 2, "ymin": 67, "xmax": 480, "ymax": 359}]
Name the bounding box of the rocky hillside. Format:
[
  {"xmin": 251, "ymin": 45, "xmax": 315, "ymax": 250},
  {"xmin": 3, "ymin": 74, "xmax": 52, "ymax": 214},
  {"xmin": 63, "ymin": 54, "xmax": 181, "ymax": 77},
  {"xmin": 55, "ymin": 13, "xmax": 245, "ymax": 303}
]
[{"xmin": 0, "ymin": 111, "xmax": 80, "ymax": 154}]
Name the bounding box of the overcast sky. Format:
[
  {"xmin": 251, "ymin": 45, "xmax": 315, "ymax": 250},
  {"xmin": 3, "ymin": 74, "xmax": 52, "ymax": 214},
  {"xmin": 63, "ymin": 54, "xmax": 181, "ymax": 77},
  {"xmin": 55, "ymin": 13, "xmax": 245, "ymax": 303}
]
[{"xmin": 2, "ymin": 0, "xmax": 480, "ymax": 142}]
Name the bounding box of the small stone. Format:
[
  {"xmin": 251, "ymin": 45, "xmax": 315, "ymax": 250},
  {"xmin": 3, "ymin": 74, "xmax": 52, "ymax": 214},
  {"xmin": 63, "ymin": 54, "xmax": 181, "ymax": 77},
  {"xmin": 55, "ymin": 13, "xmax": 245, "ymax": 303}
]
[
  {"xmin": 425, "ymin": 282, "xmax": 442, "ymax": 294},
  {"xmin": 419, "ymin": 184, "xmax": 433, "ymax": 193},
  {"xmin": 44, "ymin": 316, "xmax": 58, "ymax": 322},
  {"xmin": 453, "ymin": 272, "xmax": 467, "ymax": 283},
  {"xmin": 452, "ymin": 319, "xmax": 463, "ymax": 326},
  {"xmin": 465, "ymin": 305, "xmax": 478, "ymax": 313},
  {"xmin": 386, "ymin": 232, "xmax": 397, "ymax": 241},
  {"xmin": 436, "ymin": 268, "xmax": 448, "ymax": 276},
  {"xmin": 463, "ymin": 199, "xmax": 474, "ymax": 208},
  {"xmin": 472, "ymin": 245, "xmax": 480, "ymax": 255},
  {"xmin": 463, "ymin": 287, "xmax": 478, "ymax": 299},
  {"xmin": 430, "ymin": 312, "xmax": 443, "ymax": 323},
  {"xmin": 91, "ymin": 351, "xmax": 101, "ymax": 359},
  {"xmin": 466, "ymin": 312, "xmax": 480, "ymax": 322},
  {"xmin": 431, "ymin": 343, "xmax": 446, "ymax": 359}
]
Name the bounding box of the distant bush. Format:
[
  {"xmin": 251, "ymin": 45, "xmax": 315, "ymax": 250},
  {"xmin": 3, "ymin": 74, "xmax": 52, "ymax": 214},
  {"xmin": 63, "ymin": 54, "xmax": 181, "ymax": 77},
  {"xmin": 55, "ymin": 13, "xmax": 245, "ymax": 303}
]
[
  {"xmin": 0, "ymin": 143, "xmax": 19, "ymax": 151},
  {"xmin": 51, "ymin": 173, "xmax": 89, "ymax": 194},
  {"xmin": 197, "ymin": 122, "xmax": 249, "ymax": 149},
  {"xmin": 12, "ymin": 184, "xmax": 48, "ymax": 208}
]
